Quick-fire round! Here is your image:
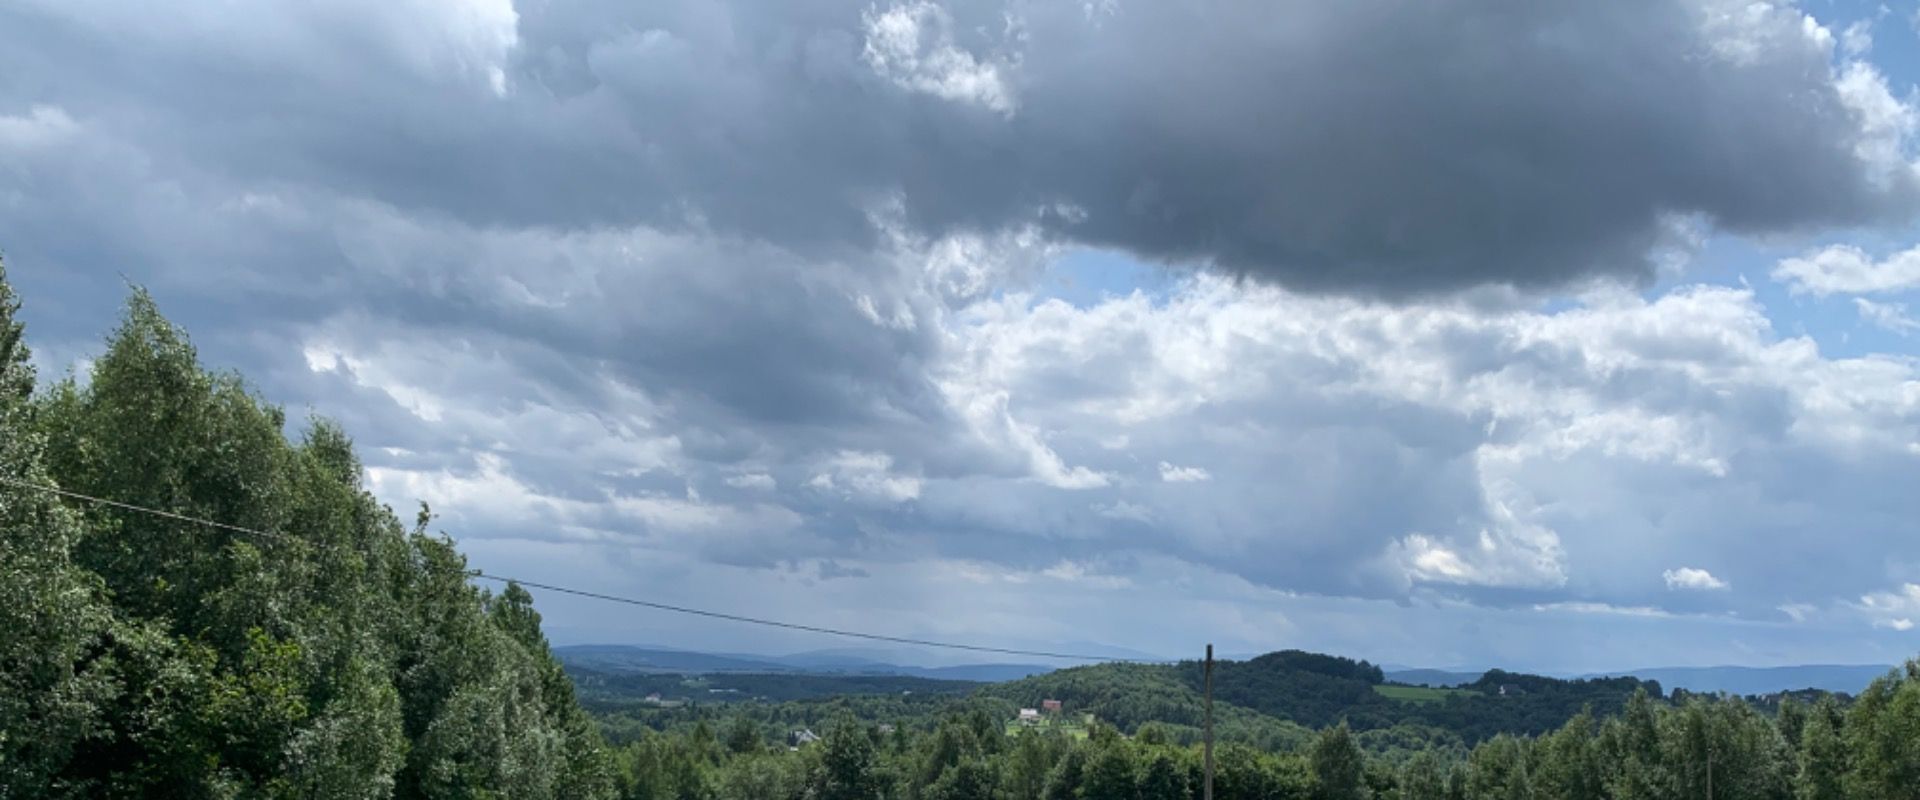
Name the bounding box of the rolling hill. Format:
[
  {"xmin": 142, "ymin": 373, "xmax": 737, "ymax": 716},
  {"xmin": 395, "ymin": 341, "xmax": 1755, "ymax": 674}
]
[
  {"xmin": 558, "ymin": 643, "xmax": 1873, "ymax": 751},
  {"xmin": 977, "ymin": 650, "xmax": 1663, "ymax": 748}
]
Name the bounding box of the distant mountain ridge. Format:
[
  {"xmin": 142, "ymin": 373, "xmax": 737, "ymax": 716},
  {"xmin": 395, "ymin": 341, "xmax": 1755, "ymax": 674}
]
[
  {"xmin": 555, "ymin": 644, "xmax": 1055, "ymax": 682},
  {"xmin": 1385, "ymin": 663, "xmax": 1895, "ymax": 695}
]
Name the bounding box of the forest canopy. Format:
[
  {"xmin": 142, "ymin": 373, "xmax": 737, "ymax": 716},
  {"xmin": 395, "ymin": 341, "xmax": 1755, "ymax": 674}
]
[{"xmin": 0, "ymin": 262, "xmax": 614, "ymax": 798}]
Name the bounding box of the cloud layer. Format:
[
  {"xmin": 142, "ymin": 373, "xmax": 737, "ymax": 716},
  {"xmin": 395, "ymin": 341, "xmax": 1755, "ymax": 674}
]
[
  {"xmin": 9, "ymin": 0, "xmax": 1920, "ymax": 295},
  {"xmin": 4, "ymin": 0, "xmax": 1920, "ymax": 668}
]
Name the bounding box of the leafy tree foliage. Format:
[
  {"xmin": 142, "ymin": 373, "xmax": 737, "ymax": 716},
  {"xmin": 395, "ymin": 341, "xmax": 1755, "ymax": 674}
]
[
  {"xmin": 986, "ymin": 651, "xmax": 1660, "ymax": 751},
  {"xmin": 1795, "ymin": 699, "xmax": 1845, "ymax": 800},
  {"xmin": 0, "ymin": 258, "xmax": 118, "ymax": 796},
  {"xmin": 0, "ymin": 278, "xmax": 612, "ymax": 798},
  {"xmin": 1310, "ymin": 722, "xmax": 1366, "ymax": 800},
  {"xmin": 563, "ymin": 656, "xmax": 1920, "ymax": 800}
]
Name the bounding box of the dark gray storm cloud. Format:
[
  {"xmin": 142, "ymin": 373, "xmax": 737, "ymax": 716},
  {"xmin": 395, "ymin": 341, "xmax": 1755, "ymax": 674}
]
[{"xmin": 6, "ymin": 0, "xmax": 1912, "ymax": 296}]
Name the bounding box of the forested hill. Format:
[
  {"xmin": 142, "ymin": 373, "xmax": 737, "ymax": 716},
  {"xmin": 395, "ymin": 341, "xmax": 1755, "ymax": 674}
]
[
  {"xmin": 0, "ymin": 267, "xmax": 614, "ymax": 797},
  {"xmin": 985, "ymin": 650, "xmax": 1663, "ymax": 747}
]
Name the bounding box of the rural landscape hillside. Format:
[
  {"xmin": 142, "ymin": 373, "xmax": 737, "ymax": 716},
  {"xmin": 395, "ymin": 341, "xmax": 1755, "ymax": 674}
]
[
  {"xmin": 568, "ymin": 646, "xmax": 1675, "ymax": 754},
  {"xmin": 7, "ymin": 267, "xmax": 1920, "ymax": 798},
  {"xmin": 19, "ymin": 0, "xmax": 1920, "ymax": 797},
  {"xmin": 564, "ymin": 632, "xmax": 1920, "ymax": 800}
]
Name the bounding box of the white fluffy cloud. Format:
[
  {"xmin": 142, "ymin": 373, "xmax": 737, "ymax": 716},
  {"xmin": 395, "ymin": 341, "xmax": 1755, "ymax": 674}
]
[
  {"xmin": 862, "ymin": 1, "xmax": 1018, "ymax": 114},
  {"xmin": 809, "ymin": 451, "xmax": 924, "ymax": 504},
  {"xmin": 1775, "ymin": 244, "xmax": 1920, "ymax": 295},
  {"xmin": 1157, "ymin": 462, "xmax": 1211, "ymax": 483},
  {"xmin": 1664, "ymin": 567, "xmax": 1731, "ymax": 591},
  {"xmin": 1855, "ymin": 298, "xmax": 1920, "ymax": 334},
  {"xmin": 1859, "ymin": 583, "xmax": 1920, "ymax": 631}
]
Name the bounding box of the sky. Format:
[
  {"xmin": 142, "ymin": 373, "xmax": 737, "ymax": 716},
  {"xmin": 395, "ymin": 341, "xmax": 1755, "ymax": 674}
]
[{"xmin": 4, "ymin": 0, "xmax": 1920, "ymax": 673}]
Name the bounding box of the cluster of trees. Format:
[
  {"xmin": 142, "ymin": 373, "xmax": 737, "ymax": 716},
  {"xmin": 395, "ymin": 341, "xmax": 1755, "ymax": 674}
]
[
  {"xmin": 1184, "ymin": 653, "xmax": 1661, "ymax": 744},
  {"xmin": 976, "ymin": 653, "xmax": 1663, "ymax": 756},
  {"xmin": 0, "ymin": 266, "xmax": 613, "ymax": 797},
  {"xmin": 588, "ymin": 663, "xmax": 1920, "ymax": 800},
  {"xmin": 977, "ymin": 663, "xmax": 1316, "ymax": 753}
]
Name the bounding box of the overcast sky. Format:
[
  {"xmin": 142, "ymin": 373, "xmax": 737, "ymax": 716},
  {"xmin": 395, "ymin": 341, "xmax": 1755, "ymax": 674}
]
[{"xmin": 5, "ymin": 0, "xmax": 1920, "ymax": 672}]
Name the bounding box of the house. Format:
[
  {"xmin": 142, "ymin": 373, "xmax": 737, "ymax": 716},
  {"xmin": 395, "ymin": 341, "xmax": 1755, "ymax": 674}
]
[
  {"xmin": 1041, "ymin": 699, "xmax": 1063, "ymax": 714},
  {"xmin": 789, "ymin": 729, "xmax": 821, "ymax": 747},
  {"xmin": 1497, "ymin": 684, "xmax": 1526, "ymax": 697},
  {"xmin": 644, "ymin": 693, "xmax": 663, "ymax": 704},
  {"xmin": 1018, "ymin": 708, "xmax": 1041, "ymax": 725}
]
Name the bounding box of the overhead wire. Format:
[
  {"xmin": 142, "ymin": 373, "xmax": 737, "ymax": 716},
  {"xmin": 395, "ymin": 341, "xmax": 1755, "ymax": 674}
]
[{"xmin": 0, "ymin": 474, "xmax": 1139, "ymax": 663}]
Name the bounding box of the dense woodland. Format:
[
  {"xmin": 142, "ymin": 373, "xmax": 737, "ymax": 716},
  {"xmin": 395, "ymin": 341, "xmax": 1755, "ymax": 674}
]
[
  {"xmin": 567, "ymin": 662, "xmax": 1920, "ymax": 800},
  {"xmin": 0, "ymin": 266, "xmax": 611, "ymax": 798},
  {"xmin": 6, "ymin": 264, "xmax": 1920, "ymax": 799}
]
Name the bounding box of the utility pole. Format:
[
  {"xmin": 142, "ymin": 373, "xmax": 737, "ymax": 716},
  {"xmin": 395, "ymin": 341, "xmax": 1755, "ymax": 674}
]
[{"xmin": 1204, "ymin": 644, "xmax": 1215, "ymax": 800}]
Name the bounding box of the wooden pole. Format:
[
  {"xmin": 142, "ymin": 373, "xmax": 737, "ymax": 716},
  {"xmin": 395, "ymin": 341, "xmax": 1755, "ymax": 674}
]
[{"xmin": 1204, "ymin": 644, "xmax": 1215, "ymax": 800}]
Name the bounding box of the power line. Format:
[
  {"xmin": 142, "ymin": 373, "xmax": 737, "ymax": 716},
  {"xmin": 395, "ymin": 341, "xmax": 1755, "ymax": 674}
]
[
  {"xmin": 467, "ymin": 573, "xmax": 1126, "ymax": 662},
  {"xmin": 1, "ymin": 475, "xmax": 312, "ymax": 546},
  {"xmin": 2, "ymin": 475, "xmax": 1134, "ymax": 663}
]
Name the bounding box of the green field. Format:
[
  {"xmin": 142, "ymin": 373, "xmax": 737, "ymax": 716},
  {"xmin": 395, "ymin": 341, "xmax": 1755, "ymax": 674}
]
[{"xmin": 1374, "ymin": 684, "xmax": 1475, "ymax": 704}]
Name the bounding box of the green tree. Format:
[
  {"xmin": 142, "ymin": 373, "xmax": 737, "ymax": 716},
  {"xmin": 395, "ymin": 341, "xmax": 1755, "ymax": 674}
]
[
  {"xmin": 1001, "ymin": 729, "xmax": 1064, "ymax": 800},
  {"xmin": 1844, "ymin": 662, "xmax": 1920, "ymax": 800},
  {"xmin": 1531, "ymin": 710, "xmax": 1601, "ymax": 800},
  {"xmin": 714, "ymin": 752, "xmax": 804, "ymax": 800},
  {"xmin": 1138, "ymin": 750, "xmax": 1190, "ymax": 800},
  {"xmin": 1311, "ymin": 722, "xmax": 1367, "ymax": 800},
  {"xmin": 928, "ymin": 758, "xmax": 998, "ymax": 800},
  {"xmin": 1596, "ymin": 691, "xmax": 1666, "ymax": 800},
  {"xmin": 1776, "ymin": 697, "xmax": 1807, "ymax": 758},
  {"xmin": 7, "ymin": 284, "xmax": 611, "ymax": 798},
  {"xmin": 1398, "ymin": 751, "xmax": 1447, "ymax": 800},
  {"xmin": 1041, "ymin": 747, "xmax": 1086, "ymax": 800},
  {"xmin": 0, "ymin": 259, "xmax": 116, "ymax": 798},
  {"xmin": 1082, "ymin": 743, "xmax": 1140, "ymax": 800},
  {"xmin": 1465, "ymin": 735, "xmax": 1531, "ymax": 800},
  {"xmin": 810, "ymin": 717, "xmax": 882, "ymax": 800},
  {"xmin": 1795, "ymin": 700, "xmax": 1845, "ymax": 800},
  {"xmin": 724, "ymin": 716, "xmax": 763, "ymax": 755}
]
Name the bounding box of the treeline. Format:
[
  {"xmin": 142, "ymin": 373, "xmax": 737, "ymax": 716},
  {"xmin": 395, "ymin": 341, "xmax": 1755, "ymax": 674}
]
[
  {"xmin": 980, "ymin": 652, "xmax": 1659, "ymax": 752},
  {"xmin": 976, "ymin": 662, "xmax": 1316, "ymax": 752},
  {"xmin": 0, "ymin": 266, "xmax": 613, "ymax": 798},
  {"xmin": 588, "ymin": 663, "xmax": 1920, "ymax": 800},
  {"xmin": 1189, "ymin": 653, "xmax": 1661, "ymax": 744}
]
